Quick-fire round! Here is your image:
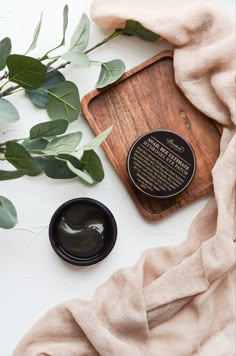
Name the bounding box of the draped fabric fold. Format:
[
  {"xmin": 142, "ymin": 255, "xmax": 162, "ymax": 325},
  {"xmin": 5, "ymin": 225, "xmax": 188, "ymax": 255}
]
[{"xmin": 14, "ymin": 1, "xmax": 235, "ymax": 355}]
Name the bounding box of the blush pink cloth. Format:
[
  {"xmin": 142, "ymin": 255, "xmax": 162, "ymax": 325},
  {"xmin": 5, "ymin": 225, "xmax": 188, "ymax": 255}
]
[{"xmin": 14, "ymin": 0, "xmax": 236, "ymax": 355}]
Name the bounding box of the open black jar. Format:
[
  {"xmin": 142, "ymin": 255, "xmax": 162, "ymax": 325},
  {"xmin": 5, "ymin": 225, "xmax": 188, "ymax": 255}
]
[
  {"xmin": 49, "ymin": 198, "xmax": 117, "ymax": 266},
  {"xmin": 127, "ymin": 129, "xmax": 196, "ymax": 199}
]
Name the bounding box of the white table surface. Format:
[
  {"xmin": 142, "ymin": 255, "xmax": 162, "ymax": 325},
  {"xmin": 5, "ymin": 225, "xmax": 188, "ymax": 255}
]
[{"xmin": 0, "ymin": 0, "xmax": 234, "ymax": 354}]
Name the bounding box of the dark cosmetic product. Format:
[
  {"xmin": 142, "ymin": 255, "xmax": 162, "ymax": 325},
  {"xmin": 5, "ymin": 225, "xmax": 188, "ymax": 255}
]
[
  {"xmin": 127, "ymin": 129, "xmax": 196, "ymax": 199},
  {"xmin": 49, "ymin": 198, "xmax": 117, "ymax": 266}
]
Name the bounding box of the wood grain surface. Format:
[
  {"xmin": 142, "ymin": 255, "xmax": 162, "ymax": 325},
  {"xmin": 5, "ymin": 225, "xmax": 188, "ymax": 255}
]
[{"xmin": 81, "ymin": 51, "xmax": 221, "ymax": 221}]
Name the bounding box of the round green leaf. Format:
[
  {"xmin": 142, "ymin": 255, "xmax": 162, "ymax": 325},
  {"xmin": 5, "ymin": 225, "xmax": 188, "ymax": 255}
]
[
  {"xmin": 45, "ymin": 154, "xmax": 83, "ymax": 179},
  {"xmin": 7, "ymin": 54, "xmax": 47, "ymax": 90},
  {"xmin": 0, "ymin": 37, "xmax": 12, "ymax": 71},
  {"xmin": 46, "ymin": 81, "xmax": 80, "ymax": 122},
  {"xmin": 0, "ymin": 169, "xmax": 26, "ymax": 181},
  {"xmin": 0, "ymin": 196, "xmax": 17, "ymax": 229},
  {"xmin": 0, "ymin": 98, "xmax": 20, "ymax": 124},
  {"xmin": 22, "ymin": 138, "xmax": 49, "ymax": 152},
  {"xmin": 22, "ymin": 138, "xmax": 48, "ymax": 172},
  {"xmin": 61, "ymin": 50, "xmax": 90, "ymax": 67},
  {"xmin": 96, "ymin": 60, "xmax": 125, "ymax": 89},
  {"xmin": 81, "ymin": 149, "xmax": 104, "ymax": 182},
  {"xmin": 44, "ymin": 132, "xmax": 82, "ymax": 155},
  {"xmin": 5, "ymin": 141, "xmax": 41, "ymax": 176},
  {"xmin": 26, "ymin": 70, "xmax": 65, "ymax": 108},
  {"xmin": 29, "ymin": 119, "xmax": 68, "ymax": 139}
]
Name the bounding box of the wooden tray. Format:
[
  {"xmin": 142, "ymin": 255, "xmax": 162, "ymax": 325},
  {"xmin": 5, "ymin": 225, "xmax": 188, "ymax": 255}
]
[{"xmin": 81, "ymin": 51, "xmax": 221, "ymax": 221}]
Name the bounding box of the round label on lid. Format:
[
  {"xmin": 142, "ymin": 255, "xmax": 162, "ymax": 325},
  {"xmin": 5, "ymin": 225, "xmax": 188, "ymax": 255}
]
[{"xmin": 127, "ymin": 129, "xmax": 196, "ymax": 198}]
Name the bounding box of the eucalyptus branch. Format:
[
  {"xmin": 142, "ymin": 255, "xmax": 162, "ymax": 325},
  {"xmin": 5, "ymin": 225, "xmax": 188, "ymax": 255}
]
[
  {"xmin": 0, "ymin": 80, "xmax": 10, "ymax": 91},
  {"xmin": 46, "ymin": 58, "xmax": 61, "ymax": 68},
  {"xmin": 47, "ymin": 31, "xmax": 120, "ymax": 75},
  {"xmin": 0, "ymin": 71, "xmax": 8, "ymax": 81},
  {"xmin": 0, "ymin": 152, "xmax": 48, "ymax": 160},
  {"xmin": 0, "ymin": 30, "xmax": 121, "ymax": 98},
  {"xmin": 0, "ymin": 8, "xmax": 156, "ymax": 229},
  {"xmin": 47, "ymin": 60, "xmax": 70, "ymax": 73},
  {"xmin": 0, "ymin": 84, "xmax": 21, "ymax": 98}
]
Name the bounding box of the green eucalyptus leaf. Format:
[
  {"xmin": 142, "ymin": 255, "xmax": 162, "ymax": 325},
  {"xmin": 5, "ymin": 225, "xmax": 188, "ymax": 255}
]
[
  {"xmin": 46, "ymin": 81, "xmax": 80, "ymax": 122},
  {"xmin": 61, "ymin": 4, "xmax": 69, "ymax": 46},
  {"xmin": 122, "ymin": 20, "xmax": 160, "ymax": 41},
  {"xmin": 7, "ymin": 55, "xmax": 47, "ymax": 90},
  {"xmin": 66, "ymin": 160, "xmax": 93, "ymax": 184},
  {"xmin": 61, "ymin": 50, "xmax": 90, "ymax": 67},
  {"xmin": 44, "ymin": 132, "xmax": 82, "ymax": 154},
  {"xmin": 45, "ymin": 154, "xmax": 83, "ymax": 179},
  {"xmin": 26, "ymin": 70, "xmax": 65, "ymax": 108},
  {"xmin": 0, "ymin": 169, "xmax": 27, "ymax": 181},
  {"xmin": 25, "ymin": 12, "xmax": 43, "ymax": 54},
  {"xmin": 0, "ymin": 98, "xmax": 20, "ymax": 123},
  {"xmin": 22, "ymin": 138, "xmax": 48, "ymax": 152},
  {"xmin": 70, "ymin": 13, "xmax": 90, "ymax": 51},
  {"xmin": 0, "ymin": 37, "xmax": 12, "ymax": 71},
  {"xmin": 26, "ymin": 89, "xmax": 48, "ymax": 108},
  {"xmin": 96, "ymin": 60, "xmax": 125, "ymax": 88},
  {"xmin": 5, "ymin": 141, "xmax": 41, "ymax": 176},
  {"xmin": 34, "ymin": 157, "xmax": 45, "ymax": 172},
  {"xmin": 30, "ymin": 119, "xmax": 68, "ymax": 139},
  {"xmin": 81, "ymin": 126, "xmax": 112, "ymax": 151},
  {"xmin": 0, "ymin": 196, "xmax": 17, "ymax": 229},
  {"xmin": 22, "ymin": 138, "xmax": 48, "ymax": 172},
  {"xmin": 81, "ymin": 149, "xmax": 104, "ymax": 182}
]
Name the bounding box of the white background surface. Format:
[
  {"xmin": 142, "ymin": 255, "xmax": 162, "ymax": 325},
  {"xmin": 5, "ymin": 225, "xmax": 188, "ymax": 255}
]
[{"xmin": 0, "ymin": 0, "xmax": 235, "ymax": 354}]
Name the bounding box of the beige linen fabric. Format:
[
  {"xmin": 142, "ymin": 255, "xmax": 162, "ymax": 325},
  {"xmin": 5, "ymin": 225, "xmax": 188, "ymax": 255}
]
[{"xmin": 13, "ymin": 0, "xmax": 236, "ymax": 355}]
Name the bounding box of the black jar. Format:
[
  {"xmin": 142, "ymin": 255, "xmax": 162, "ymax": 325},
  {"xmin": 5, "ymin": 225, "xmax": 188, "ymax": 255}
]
[
  {"xmin": 127, "ymin": 129, "xmax": 196, "ymax": 199},
  {"xmin": 49, "ymin": 198, "xmax": 117, "ymax": 266}
]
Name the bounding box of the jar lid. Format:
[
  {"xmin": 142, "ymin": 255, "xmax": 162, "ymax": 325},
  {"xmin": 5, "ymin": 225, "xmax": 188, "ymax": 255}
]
[
  {"xmin": 127, "ymin": 129, "xmax": 196, "ymax": 199},
  {"xmin": 49, "ymin": 198, "xmax": 117, "ymax": 266}
]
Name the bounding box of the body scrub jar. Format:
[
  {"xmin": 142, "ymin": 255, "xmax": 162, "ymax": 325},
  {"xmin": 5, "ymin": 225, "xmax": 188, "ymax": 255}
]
[{"xmin": 127, "ymin": 129, "xmax": 196, "ymax": 198}]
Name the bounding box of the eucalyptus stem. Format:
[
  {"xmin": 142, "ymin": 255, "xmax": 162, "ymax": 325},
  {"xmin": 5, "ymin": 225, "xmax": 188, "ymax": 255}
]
[
  {"xmin": 85, "ymin": 31, "xmax": 119, "ymax": 54},
  {"xmin": 10, "ymin": 88, "xmax": 24, "ymax": 95},
  {"xmin": 0, "ymin": 71, "xmax": 8, "ymax": 81},
  {"xmin": 0, "ymin": 79, "xmax": 10, "ymax": 91},
  {"xmin": 0, "ymin": 84, "xmax": 21, "ymax": 98},
  {"xmin": 90, "ymin": 60, "xmax": 102, "ymax": 65},
  {"xmin": 41, "ymin": 55, "xmax": 60, "ymax": 62},
  {"xmin": 46, "ymin": 58, "xmax": 60, "ymax": 68},
  {"xmin": 47, "ymin": 60, "xmax": 70, "ymax": 73},
  {"xmin": 39, "ymin": 37, "xmax": 65, "ymax": 61},
  {"xmin": 30, "ymin": 153, "xmax": 49, "ymax": 158}
]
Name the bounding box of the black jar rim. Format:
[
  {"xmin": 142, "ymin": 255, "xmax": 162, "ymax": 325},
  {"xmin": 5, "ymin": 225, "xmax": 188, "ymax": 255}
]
[{"xmin": 49, "ymin": 197, "xmax": 117, "ymax": 266}]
